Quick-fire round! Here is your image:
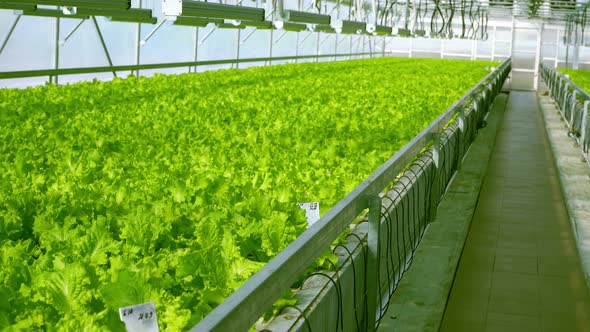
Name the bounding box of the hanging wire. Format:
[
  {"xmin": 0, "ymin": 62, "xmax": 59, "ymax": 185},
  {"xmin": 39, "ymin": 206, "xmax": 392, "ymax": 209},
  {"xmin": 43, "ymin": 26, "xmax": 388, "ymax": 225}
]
[
  {"xmin": 346, "ymin": 232, "xmax": 370, "ymax": 322},
  {"xmin": 279, "ymin": 305, "xmax": 313, "ymax": 332},
  {"xmin": 421, "ymin": 0, "xmax": 428, "ymax": 31},
  {"xmin": 299, "ymin": 269, "xmax": 344, "ymax": 332},
  {"xmin": 581, "ymin": 6, "xmax": 588, "ymax": 46},
  {"xmin": 380, "ymin": 0, "xmax": 398, "ymax": 26},
  {"xmin": 461, "ymin": 0, "xmax": 467, "ymax": 38},
  {"xmin": 446, "ymin": 0, "xmax": 456, "ymax": 37},
  {"xmin": 431, "ymin": 0, "xmax": 446, "ymax": 34},
  {"xmin": 482, "ymin": 10, "xmax": 489, "ymax": 40},
  {"xmin": 415, "ymin": 0, "xmax": 422, "ymax": 31},
  {"xmin": 332, "ymin": 243, "xmax": 362, "ymax": 331},
  {"xmin": 466, "ymin": 0, "xmax": 475, "ymax": 38},
  {"xmin": 371, "ymin": 150, "xmax": 436, "ymax": 328}
]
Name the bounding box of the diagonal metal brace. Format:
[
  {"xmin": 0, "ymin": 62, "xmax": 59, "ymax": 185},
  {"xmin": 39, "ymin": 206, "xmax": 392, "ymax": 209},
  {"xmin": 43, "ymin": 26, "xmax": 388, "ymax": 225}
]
[
  {"xmin": 0, "ymin": 14, "xmax": 21, "ymax": 56},
  {"xmin": 241, "ymin": 27, "xmax": 258, "ymax": 44},
  {"xmin": 298, "ymin": 31, "xmax": 314, "ymax": 46},
  {"xmin": 199, "ymin": 25, "xmax": 218, "ymax": 45},
  {"xmin": 273, "ymin": 30, "xmax": 288, "ymax": 45},
  {"xmin": 60, "ymin": 19, "xmax": 86, "ymax": 46},
  {"xmin": 92, "ymin": 16, "xmax": 117, "ymax": 78},
  {"xmin": 140, "ymin": 18, "xmax": 167, "ymax": 46},
  {"xmin": 320, "ymin": 33, "xmax": 332, "ymax": 45}
]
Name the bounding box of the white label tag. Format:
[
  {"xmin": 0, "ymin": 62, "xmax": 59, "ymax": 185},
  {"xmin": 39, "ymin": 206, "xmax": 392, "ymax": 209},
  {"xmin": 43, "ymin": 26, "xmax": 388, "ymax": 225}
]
[
  {"xmin": 297, "ymin": 202, "xmax": 321, "ymax": 226},
  {"xmin": 119, "ymin": 302, "xmax": 159, "ymax": 332}
]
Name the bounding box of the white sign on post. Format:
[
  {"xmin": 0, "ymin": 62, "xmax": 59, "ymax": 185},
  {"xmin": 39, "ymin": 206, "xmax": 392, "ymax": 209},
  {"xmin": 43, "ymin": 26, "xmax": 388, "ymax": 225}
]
[
  {"xmin": 297, "ymin": 202, "xmax": 321, "ymax": 226},
  {"xmin": 119, "ymin": 302, "xmax": 159, "ymax": 332}
]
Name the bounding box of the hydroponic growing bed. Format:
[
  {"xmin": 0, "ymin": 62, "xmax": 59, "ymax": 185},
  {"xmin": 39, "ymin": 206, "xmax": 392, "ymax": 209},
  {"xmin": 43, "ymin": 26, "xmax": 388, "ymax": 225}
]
[
  {"xmin": 560, "ymin": 68, "xmax": 590, "ymax": 92},
  {"xmin": 0, "ymin": 57, "xmax": 495, "ymax": 331}
]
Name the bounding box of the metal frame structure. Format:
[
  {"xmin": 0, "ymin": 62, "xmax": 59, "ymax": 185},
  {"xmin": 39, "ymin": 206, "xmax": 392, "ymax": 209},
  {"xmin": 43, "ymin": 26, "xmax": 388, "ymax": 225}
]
[
  {"xmin": 1, "ymin": 0, "xmax": 516, "ymax": 86},
  {"xmin": 0, "ymin": 52, "xmax": 375, "ymax": 79},
  {"xmin": 0, "ymin": 0, "xmax": 390, "ymax": 83}
]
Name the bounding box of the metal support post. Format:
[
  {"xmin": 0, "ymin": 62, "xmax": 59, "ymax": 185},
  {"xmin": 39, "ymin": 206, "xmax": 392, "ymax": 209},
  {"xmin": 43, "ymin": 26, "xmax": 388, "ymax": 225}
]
[
  {"xmin": 268, "ymin": 29, "xmax": 273, "ymax": 66},
  {"xmin": 581, "ymin": 101, "xmax": 589, "ymax": 151},
  {"xmin": 349, "ymin": 34, "xmax": 353, "ymax": 60},
  {"xmin": 429, "ymin": 133, "xmax": 441, "ymax": 222},
  {"xmin": 295, "ymin": 31, "xmax": 300, "ymax": 63},
  {"xmin": 555, "ymin": 28, "xmax": 560, "ymax": 68},
  {"xmin": 135, "ymin": 0, "xmax": 142, "ymax": 76},
  {"xmin": 334, "ymin": 33, "xmax": 338, "ymax": 61},
  {"xmin": 566, "ymin": 42, "xmax": 570, "ymax": 68},
  {"xmin": 92, "ymin": 17, "xmax": 117, "ymax": 78},
  {"xmin": 366, "ymin": 195, "xmax": 382, "ymax": 332},
  {"xmin": 316, "ymin": 32, "xmax": 320, "ymax": 62},
  {"xmin": 457, "ymin": 108, "xmax": 466, "ymax": 170},
  {"xmin": 235, "ymin": 28, "xmax": 241, "ymax": 69},
  {"xmin": 534, "ymin": 24, "xmax": 542, "ymax": 90},
  {"xmin": 570, "ymin": 90, "xmax": 577, "ymax": 132},
  {"xmin": 0, "ymin": 15, "xmax": 21, "ymax": 56},
  {"xmin": 509, "ymin": 17, "xmax": 514, "ymax": 56},
  {"xmin": 52, "ymin": 16, "xmax": 61, "ymax": 84},
  {"xmin": 562, "ymin": 83, "xmax": 570, "ymax": 114},
  {"xmin": 191, "ymin": 27, "xmax": 199, "ymax": 73}
]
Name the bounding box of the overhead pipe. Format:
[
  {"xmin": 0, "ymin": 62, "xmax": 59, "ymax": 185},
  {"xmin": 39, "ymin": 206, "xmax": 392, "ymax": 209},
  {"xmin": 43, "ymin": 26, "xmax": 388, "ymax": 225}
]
[{"xmin": 274, "ymin": 0, "xmax": 329, "ymax": 29}]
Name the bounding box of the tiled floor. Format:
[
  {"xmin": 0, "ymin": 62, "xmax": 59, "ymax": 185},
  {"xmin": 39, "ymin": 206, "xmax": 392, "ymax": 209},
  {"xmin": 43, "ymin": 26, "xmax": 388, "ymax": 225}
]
[{"xmin": 439, "ymin": 91, "xmax": 590, "ymax": 332}]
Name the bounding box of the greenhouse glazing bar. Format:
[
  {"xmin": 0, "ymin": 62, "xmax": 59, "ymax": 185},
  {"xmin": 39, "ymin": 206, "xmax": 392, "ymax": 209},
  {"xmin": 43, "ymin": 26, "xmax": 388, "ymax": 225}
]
[
  {"xmin": 0, "ymin": 52, "xmax": 374, "ymax": 80},
  {"xmin": 191, "ymin": 58, "xmax": 512, "ymax": 332}
]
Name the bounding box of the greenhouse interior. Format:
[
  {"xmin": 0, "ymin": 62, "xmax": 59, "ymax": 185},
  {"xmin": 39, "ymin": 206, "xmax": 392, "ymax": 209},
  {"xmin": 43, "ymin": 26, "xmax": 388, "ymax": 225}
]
[{"xmin": 2, "ymin": 0, "xmax": 590, "ymax": 331}]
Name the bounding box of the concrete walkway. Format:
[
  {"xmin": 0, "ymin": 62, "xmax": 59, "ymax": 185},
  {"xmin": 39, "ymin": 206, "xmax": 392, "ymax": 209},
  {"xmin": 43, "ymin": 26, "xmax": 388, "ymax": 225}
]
[{"xmin": 439, "ymin": 91, "xmax": 590, "ymax": 332}]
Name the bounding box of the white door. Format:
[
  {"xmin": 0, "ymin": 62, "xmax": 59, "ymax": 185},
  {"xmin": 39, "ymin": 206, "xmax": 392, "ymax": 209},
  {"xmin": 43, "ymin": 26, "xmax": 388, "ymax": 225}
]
[{"xmin": 511, "ymin": 19, "xmax": 542, "ymax": 91}]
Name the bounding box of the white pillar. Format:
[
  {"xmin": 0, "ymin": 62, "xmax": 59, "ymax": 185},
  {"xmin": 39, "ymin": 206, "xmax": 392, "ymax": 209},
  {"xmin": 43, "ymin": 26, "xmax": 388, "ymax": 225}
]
[{"xmin": 534, "ymin": 23, "xmax": 542, "ymax": 91}]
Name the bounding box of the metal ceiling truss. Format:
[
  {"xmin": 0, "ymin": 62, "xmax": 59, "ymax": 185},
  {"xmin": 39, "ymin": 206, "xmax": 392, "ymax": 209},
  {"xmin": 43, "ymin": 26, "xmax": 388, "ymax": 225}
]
[
  {"xmin": 0, "ymin": 0, "xmax": 393, "ymax": 82},
  {"xmin": 0, "ymin": 0, "xmax": 585, "ymax": 38},
  {"xmin": 0, "ymin": 0, "xmax": 154, "ymax": 23},
  {"xmin": 0, "ymin": 0, "xmax": 499, "ymax": 40},
  {"xmin": 2, "ymin": 0, "xmax": 576, "ymax": 83}
]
